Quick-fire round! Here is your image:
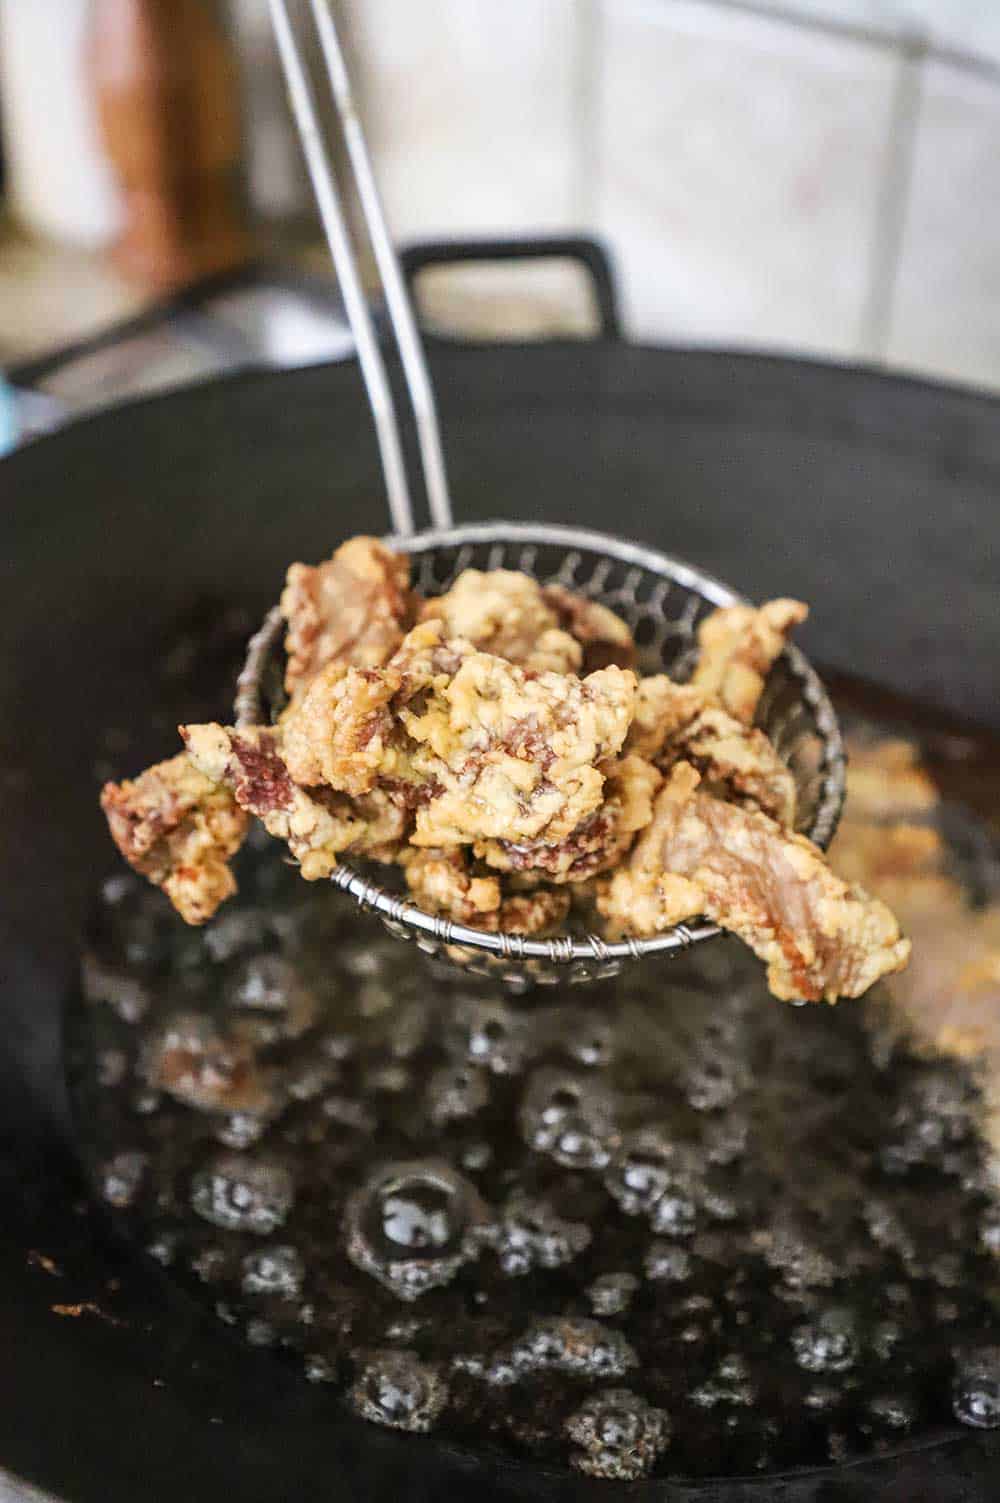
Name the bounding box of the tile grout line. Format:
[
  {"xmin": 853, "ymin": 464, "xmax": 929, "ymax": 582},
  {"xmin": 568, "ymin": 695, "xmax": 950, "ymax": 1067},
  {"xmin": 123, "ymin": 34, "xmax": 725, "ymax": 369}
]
[
  {"xmin": 859, "ymin": 31, "xmax": 925, "ymax": 366},
  {"xmin": 570, "ymin": 0, "xmax": 603, "ymax": 234}
]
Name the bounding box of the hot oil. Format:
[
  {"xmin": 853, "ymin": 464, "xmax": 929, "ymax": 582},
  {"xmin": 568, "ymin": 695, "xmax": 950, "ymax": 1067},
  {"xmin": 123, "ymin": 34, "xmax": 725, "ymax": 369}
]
[{"xmin": 72, "ymin": 670, "xmax": 1000, "ymax": 1479}]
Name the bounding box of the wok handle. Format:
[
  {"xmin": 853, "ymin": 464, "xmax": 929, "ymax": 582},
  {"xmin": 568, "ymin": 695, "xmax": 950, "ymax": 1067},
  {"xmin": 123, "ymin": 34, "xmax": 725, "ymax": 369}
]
[{"xmin": 399, "ymin": 235, "xmax": 623, "ymax": 342}]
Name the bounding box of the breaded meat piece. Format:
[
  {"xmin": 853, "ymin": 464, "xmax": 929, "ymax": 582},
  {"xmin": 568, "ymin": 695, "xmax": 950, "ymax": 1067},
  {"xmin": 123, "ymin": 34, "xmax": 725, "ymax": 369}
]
[
  {"xmin": 840, "ymin": 737, "xmax": 939, "ymax": 821},
  {"xmin": 403, "ymin": 847, "xmax": 502, "ymax": 929},
  {"xmin": 477, "ymin": 754, "xmax": 661, "ymax": 883},
  {"xmin": 625, "ymin": 677, "xmax": 796, "ymax": 825},
  {"xmin": 280, "ymin": 535, "xmax": 415, "ymax": 696},
  {"xmin": 400, "ymin": 650, "xmax": 637, "ymax": 848},
  {"xmin": 599, "ymin": 762, "xmax": 909, "ymax": 1002},
  {"xmin": 692, "ymin": 598, "xmax": 808, "ymax": 723},
  {"xmin": 420, "ymin": 569, "xmax": 582, "ymax": 674},
  {"xmin": 101, "ymin": 753, "xmax": 249, "ymax": 924},
  {"xmin": 403, "ymin": 847, "xmax": 571, "ymax": 935},
  {"xmin": 280, "ymin": 661, "xmax": 401, "ymax": 796},
  {"xmin": 182, "ymin": 723, "xmax": 407, "ymax": 881}
]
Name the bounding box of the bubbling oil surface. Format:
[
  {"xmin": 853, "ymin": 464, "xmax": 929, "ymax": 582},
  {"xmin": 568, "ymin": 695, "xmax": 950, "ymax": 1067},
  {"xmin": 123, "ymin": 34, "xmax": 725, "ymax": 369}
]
[{"xmin": 72, "ymin": 814, "xmax": 1000, "ymax": 1479}]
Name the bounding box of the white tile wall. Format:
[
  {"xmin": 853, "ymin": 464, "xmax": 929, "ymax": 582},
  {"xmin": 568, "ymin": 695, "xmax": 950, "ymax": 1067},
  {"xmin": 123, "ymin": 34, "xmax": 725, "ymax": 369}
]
[
  {"xmin": 885, "ymin": 0, "xmax": 1000, "ymax": 64},
  {"xmin": 886, "ymin": 56, "xmax": 1000, "ymax": 388},
  {"xmin": 746, "ymin": 0, "xmax": 1000, "ymax": 65},
  {"xmin": 344, "ymin": 0, "xmax": 581, "ymax": 238},
  {"xmin": 592, "ymin": 0, "xmax": 899, "ymax": 357},
  {"xmin": 228, "ymin": 0, "xmax": 1000, "ymax": 391}
]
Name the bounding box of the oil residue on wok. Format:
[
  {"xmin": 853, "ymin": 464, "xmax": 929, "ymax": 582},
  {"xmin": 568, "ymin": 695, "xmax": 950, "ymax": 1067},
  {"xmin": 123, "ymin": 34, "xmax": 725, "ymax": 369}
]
[{"xmin": 71, "ymin": 696, "xmax": 1000, "ymax": 1480}]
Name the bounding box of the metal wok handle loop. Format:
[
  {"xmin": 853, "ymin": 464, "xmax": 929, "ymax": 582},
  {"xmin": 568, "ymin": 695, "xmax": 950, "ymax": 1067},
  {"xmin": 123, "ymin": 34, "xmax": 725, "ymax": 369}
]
[{"xmin": 399, "ymin": 235, "xmax": 623, "ymax": 343}]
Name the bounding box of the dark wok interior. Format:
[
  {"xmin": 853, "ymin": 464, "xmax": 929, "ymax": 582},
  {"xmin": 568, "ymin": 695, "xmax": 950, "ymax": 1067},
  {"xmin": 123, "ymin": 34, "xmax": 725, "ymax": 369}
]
[{"xmin": 3, "ymin": 336, "xmax": 1000, "ymax": 1501}]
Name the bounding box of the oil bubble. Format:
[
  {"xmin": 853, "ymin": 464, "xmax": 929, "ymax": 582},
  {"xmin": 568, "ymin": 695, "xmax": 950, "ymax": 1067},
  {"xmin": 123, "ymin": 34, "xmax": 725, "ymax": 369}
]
[
  {"xmin": 791, "ymin": 1309, "xmax": 858, "ymax": 1374},
  {"xmin": 588, "ymin": 1272, "xmax": 639, "ymax": 1316},
  {"xmin": 241, "ymin": 1245, "xmax": 305, "ymax": 1299},
  {"xmin": 190, "ymin": 1154, "xmax": 294, "ymax": 1234},
  {"xmin": 345, "ymin": 1160, "xmax": 490, "ymax": 1301},
  {"xmin": 953, "ymin": 1346, "xmax": 1000, "ymax": 1429},
  {"xmin": 565, "ymin": 1388, "xmax": 670, "ymax": 1479},
  {"xmin": 100, "ymin": 1149, "xmax": 148, "ymax": 1208},
  {"xmin": 349, "ymin": 1349, "xmax": 448, "ymax": 1432},
  {"xmin": 510, "ymin": 1317, "xmax": 637, "ymax": 1379},
  {"xmin": 487, "ymin": 1192, "xmax": 591, "ymax": 1277},
  {"xmin": 521, "ymin": 1069, "xmax": 616, "ymax": 1170}
]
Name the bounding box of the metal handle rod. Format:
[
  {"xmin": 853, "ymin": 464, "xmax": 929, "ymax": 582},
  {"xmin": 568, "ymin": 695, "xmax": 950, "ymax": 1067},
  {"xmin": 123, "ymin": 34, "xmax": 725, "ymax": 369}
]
[
  {"xmin": 309, "ymin": 0, "xmax": 452, "ymax": 531},
  {"xmin": 268, "ymin": 0, "xmax": 414, "ymax": 536}
]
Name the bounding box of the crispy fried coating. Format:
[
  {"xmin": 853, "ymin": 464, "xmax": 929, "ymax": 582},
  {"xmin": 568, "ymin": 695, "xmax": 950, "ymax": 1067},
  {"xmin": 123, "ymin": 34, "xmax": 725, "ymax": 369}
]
[
  {"xmin": 599, "ymin": 763, "xmax": 909, "ymax": 1002},
  {"xmin": 276, "ymin": 619, "xmax": 637, "ymax": 847},
  {"xmin": 625, "ymin": 677, "xmax": 796, "ymax": 825},
  {"xmin": 182, "ymin": 723, "xmax": 407, "ymax": 880},
  {"xmin": 692, "ymin": 598, "xmax": 808, "ymax": 723},
  {"xmin": 477, "ymin": 754, "xmax": 661, "ymax": 883},
  {"xmin": 420, "ymin": 569, "xmax": 582, "ymax": 674},
  {"xmin": 402, "ymin": 847, "xmax": 570, "ymax": 935},
  {"xmin": 400, "ymin": 649, "xmax": 637, "ymax": 848},
  {"xmin": 829, "ymin": 737, "xmax": 999, "ymax": 1075},
  {"xmin": 100, "ymin": 753, "xmax": 249, "ymax": 924},
  {"xmin": 403, "ymin": 847, "xmax": 502, "ymax": 929},
  {"xmin": 280, "ymin": 661, "xmax": 401, "ymax": 796},
  {"xmin": 500, "ymin": 886, "xmax": 571, "ymax": 935},
  {"xmin": 280, "ymin": 535, "xmax": 415, "ymax": 696}
]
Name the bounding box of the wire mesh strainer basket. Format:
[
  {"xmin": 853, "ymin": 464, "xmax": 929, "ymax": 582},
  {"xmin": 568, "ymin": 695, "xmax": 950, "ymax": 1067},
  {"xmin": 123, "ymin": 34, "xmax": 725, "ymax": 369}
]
[
  {"xmin": 235, "ymin": 521, "xmax": 846, "ymax": 988},
  {"xmin": 248, "ymin": 3, "xmax": 846, "ymax": 987}
]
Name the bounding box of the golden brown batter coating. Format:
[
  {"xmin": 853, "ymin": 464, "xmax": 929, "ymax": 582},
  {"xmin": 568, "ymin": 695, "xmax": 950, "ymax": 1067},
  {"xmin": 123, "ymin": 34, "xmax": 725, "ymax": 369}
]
[
  {"xmin": 280, "ymin": 535, "xmax": 415, "ymax": 696},
  {"xmin": 499, "ymin": 886, "xmax": 572, "ymax": 935},
  {"xmin": 477, "ymin": 754, "xmax": 661, "ymax": 883},
  {"xmin": 829, "ymin": 737, "xmax": 999, "ymax": 1077},
  {"xmin": 182, "ymin": 723, "xmax": 407, "ymax": 880},
  {"xmin": 625, "ymin": 677, "xmax": 796, "ymax": 825},
  {"xmin": 692, "ymin": 598, "xmax": 808, "ymax": 723},
  {"xmin": 401, "ymin": 651, "xmax": 637, "ymax": 848},
  {"xmin": 403, "ymin": 847, "xmax": 502, "ymax": 928},
  {"xmin": 100, "ymin": 541, "xmax": 907, "ymax": 1001},
  {"xmin": 402, "ymin": 847, "xmax": 570, "ymax": 935},
  {"xmin": 280, "ymin": 661, "xmax": 401, "ymax": 796},
  {"xmin": 599, "ymin": 763, "xmax": 909, "ymax": 1002},
  {"xmin": 419, "ymin": 569, "xmax": 582, "ymax": 675},
  {"xmin": 100, "ymin": 753, "xmax": 249, "ymax": 924}
]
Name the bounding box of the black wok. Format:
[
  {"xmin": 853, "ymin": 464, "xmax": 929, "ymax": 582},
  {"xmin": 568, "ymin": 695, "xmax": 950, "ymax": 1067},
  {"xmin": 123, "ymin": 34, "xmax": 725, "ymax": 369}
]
[{"xmin": 2, "ymin": 240, "xmax": 1000, "ymax": 1501}]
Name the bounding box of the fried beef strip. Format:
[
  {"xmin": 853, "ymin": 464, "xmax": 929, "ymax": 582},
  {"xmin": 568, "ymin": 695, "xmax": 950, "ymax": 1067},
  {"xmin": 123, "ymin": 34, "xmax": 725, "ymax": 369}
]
[
  {"xmin": 100, "ymin": 753, "xmax": 249, "ymax": 924},
  {"xmin": 274, "ymin": 619, "xmax": 637, "ymax": 847},
  {"xmin": 400, "ymin": 645, "xmax": 637, "ymax": 848},
  {"xmin": 419, "ymin": 568, "xmax": 583, "ymax": 674},
  {"xmin": 692, "ymin": 598, "xmax": 808, "ymax": 724},
  {"xmin": 280, "ymin": 535, "xmax": 416, "ymax": 697},
  {"xmin": 837, "ymin": 737, "xmax": 939, "ymax": 822},
  {"xmin": 403, "ymin": 847, "xmax": 570, "ymax": 935},
  {"xmin": 182, "ymin": 723, "xmax": 408, "ymax": 880},
  {"xmin": 599, "ymin": 762, "xmax": 909, "ymax": 1002},
  {"xmin": 625, "ymin": 677, "xmax": 796, "ymax": 825},
  {"xmin": 476, "ymin": 754, "xmax": 661, "ymax": 883}
]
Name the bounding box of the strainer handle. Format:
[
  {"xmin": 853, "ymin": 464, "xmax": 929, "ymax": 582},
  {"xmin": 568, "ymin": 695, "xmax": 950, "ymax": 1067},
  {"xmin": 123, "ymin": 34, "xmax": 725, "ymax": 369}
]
[{"xmin": 268, "ymin": 0, "xmax": 452, "ymax": 539}]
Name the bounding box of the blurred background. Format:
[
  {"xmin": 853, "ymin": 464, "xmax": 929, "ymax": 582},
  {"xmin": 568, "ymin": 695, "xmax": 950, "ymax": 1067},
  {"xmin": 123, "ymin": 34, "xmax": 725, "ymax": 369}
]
[{"xmin": 2, "ymin": 0, "xmax": 1000, "ymax": 448}]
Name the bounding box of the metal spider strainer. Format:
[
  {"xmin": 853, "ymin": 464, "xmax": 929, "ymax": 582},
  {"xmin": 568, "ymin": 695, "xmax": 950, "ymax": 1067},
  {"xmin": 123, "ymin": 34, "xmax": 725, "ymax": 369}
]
[{"xmin": 240, "ymin": 4, "xmax": 846, "ymax": 988}]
